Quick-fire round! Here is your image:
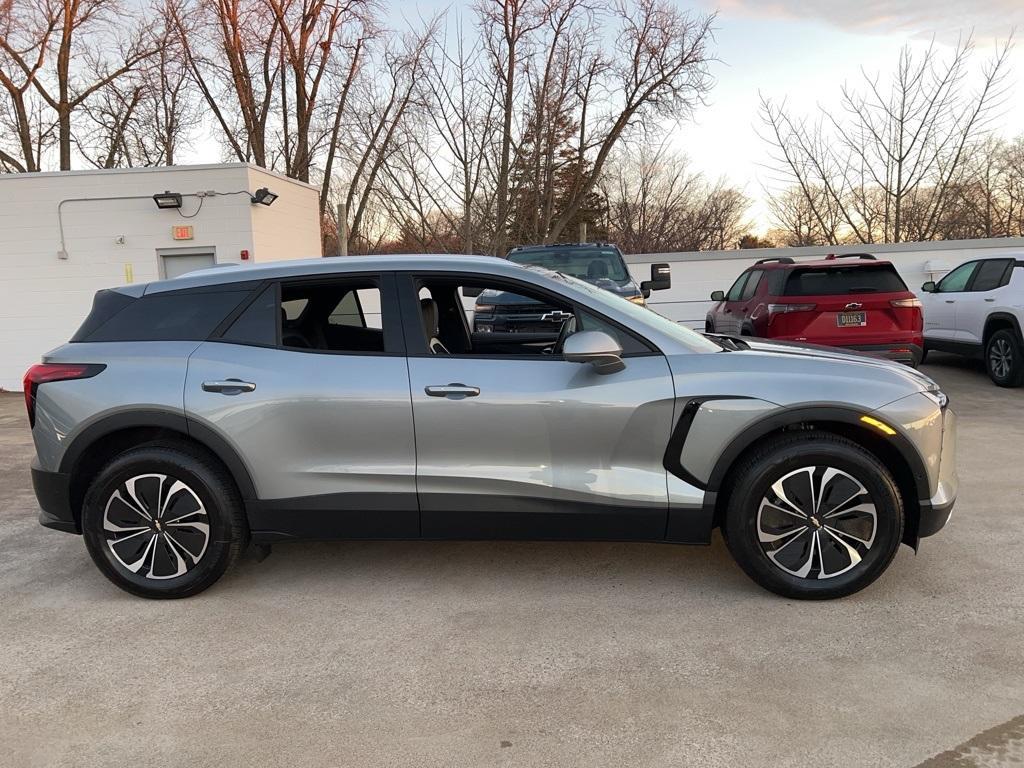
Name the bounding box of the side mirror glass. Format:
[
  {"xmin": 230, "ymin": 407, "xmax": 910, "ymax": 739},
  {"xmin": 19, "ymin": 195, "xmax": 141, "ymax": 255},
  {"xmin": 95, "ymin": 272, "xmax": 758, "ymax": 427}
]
[
  {"xmin": 710, "ymin": 290, "xmax": 725, "ymax": 301},
  {"xmin": 562, "ymin": 330, "xmax": 625, "ymax": 375},
  {"xmin": 640, "ymin": 262, "xmax": 671, "ymax": 294},
  {"xmin": 921, "ymin": 281, "xmax": 936, "ymax": 293}
]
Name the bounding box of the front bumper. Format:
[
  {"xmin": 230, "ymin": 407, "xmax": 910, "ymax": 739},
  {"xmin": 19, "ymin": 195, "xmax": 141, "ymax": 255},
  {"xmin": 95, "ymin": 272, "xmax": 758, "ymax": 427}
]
[{"xmin": 31, "ymin": 462, "xmax": 78, "ymax": 534}]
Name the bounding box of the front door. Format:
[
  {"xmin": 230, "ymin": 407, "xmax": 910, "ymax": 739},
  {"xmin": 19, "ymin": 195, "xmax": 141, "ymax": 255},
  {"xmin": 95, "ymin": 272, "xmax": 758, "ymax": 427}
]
[
  {"xmin": 924, "ymin": 261, "xmax": 977, "ymax": 342},
  {"xmin": 400, "ymin": 272, "xmax": 675, "ymax": 540},
  {"xmin": 183, "ymin": 274, "xmax": 418, "ymax": 539}
]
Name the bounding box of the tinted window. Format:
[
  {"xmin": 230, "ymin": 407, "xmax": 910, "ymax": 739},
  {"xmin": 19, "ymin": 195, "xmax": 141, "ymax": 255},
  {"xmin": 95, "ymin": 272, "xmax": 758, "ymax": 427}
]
[
  {"xmin": 82, "ymin": 291, "xmax": 250, "ymax": 342},
  {"xmin": 970, "ymin": 259, "xmax": 1011, "ymax": 292},
  {"xmin": 577, "ymin": 310, "xmax": 652, "ymax": 355},
  {"xmin": 507, "ymin": 247, "xmax": 629, "ymax": 282},
  {"xmin": 726, "ymin": 272, "xmax": 750, "ymax": 302},
  {"xmin": 221, "ymin": 284, "xmax": 277, "ymax": 346},
  {"xmin": 280, "ymin": 280, "xmax": 385, "ymax": 352},
  {"xmin": 70, "ymin": 289, "xmax": 137, "ymax": 342},
  {"xmin": 783, "ymin": 265, "xmax": 908, "ymax": 296},
  {"xmin": 740, "ymin": 270, "xmax": 764, "ymax": 300},
  {"xmin": 937, "ymin": 262, "xmax": 977, "ymax": 293}
]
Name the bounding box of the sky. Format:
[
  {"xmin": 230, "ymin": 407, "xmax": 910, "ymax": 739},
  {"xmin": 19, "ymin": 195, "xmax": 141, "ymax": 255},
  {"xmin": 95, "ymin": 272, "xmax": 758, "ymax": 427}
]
[{"xmin": 183, "ymin": 0, "xmax": 1024, "ymax": 233}]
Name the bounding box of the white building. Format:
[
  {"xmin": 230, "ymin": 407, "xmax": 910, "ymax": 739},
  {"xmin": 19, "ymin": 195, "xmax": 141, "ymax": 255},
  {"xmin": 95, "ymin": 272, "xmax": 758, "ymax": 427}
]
[
  {"xmin": 0, "ymin": 163, "xmax": 321, "ymax": 390},
  {"xmin": 627, "ymin": 237, "xmax": 1024, "ymax": 328}
]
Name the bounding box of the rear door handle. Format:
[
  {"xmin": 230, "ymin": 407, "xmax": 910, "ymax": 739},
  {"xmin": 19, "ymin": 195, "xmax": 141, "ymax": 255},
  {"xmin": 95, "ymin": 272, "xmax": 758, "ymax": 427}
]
[
  {"xmin": 945, "ymin": 300, "xmax": 955, "ymax": 304},
  {"xmin": 985, "ymin": 298, "xmax": 995, "ymax": 302},
  {"xmin": 202, "ymin": 379, "xmax": 256, "ymax": 394},
  {"xmin": 425, "ymin": 383, "xmax": 480, "ymax": 398}
]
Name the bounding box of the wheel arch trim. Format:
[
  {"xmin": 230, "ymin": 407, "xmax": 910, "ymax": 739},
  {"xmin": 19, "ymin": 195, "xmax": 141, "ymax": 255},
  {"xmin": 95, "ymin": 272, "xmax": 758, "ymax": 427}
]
[
  {"xmin": 58, "ymin": 409, "xmax": 259, "ymax": 502},
  {"xmin": 983, "ymin": 312, "xmax": 1022, "ymax": 344}
]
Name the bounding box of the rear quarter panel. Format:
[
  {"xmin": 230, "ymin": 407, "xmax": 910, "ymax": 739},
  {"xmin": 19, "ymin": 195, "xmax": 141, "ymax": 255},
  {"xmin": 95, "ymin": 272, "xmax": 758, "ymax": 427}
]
[{"xmin": 31, "ymin": 341, "xmax": 196, "ymax": 471}]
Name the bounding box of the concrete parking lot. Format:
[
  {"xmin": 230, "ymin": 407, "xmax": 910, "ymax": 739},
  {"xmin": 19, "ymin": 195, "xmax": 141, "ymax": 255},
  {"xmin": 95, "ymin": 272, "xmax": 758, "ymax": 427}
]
[{"xmin": 1, "ymin": 353, "xmax": 1022, "ymax": 767}]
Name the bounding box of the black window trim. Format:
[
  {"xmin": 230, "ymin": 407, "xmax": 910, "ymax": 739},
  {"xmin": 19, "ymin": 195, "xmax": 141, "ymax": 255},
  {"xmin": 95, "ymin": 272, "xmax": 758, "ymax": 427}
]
[{"xmin": 395, "ymin": 270, "xmax": 662, "ymax": 360}]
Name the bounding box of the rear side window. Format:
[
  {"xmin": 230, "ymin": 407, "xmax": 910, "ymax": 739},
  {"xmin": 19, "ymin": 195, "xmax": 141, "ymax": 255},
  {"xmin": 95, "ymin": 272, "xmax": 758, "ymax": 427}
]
[
  {"xmin": 76, "ymin": 290, "xmax": 250, "ymax": 342},
  {"xmin": 783, "ymin": 265, "xmax": 908, "ymax": 296},
  {"xmin": 970, "ymin": 259, "xmax": 1012, "ymax": 292},
  {"xmin": 221, "ymin": 284, "xmax": 277, "ymax": 346},
  {"xmin": 70, "ymin": 289, "xmax": 137, "ymax": 341}
]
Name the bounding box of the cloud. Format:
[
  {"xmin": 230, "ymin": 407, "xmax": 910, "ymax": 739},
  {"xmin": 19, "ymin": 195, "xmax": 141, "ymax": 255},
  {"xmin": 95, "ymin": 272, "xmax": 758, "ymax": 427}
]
[{"xmin": 713, "ymin": 0, "xmax": 1021, "ymax": 41}]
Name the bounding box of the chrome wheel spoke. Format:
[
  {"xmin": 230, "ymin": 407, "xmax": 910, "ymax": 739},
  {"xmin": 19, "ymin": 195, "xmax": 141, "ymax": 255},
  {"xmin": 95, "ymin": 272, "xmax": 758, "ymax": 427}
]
[{"xmin": 104, "ymin": 473, "xmax": 210, "ymax": 580}]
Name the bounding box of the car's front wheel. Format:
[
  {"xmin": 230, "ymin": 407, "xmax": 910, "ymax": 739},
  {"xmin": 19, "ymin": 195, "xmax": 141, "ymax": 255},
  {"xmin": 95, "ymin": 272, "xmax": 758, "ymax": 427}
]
[
  {"xmin": 985, "ymin": 329, "xmax": 1024, "ymax": 388},
  {"xmin": 723, "ymin": 432, "xmax": 904, "ymax": 599},
  {"xmin": 81, "ymin": 442, "xmax": 247, "ymax": 598}
]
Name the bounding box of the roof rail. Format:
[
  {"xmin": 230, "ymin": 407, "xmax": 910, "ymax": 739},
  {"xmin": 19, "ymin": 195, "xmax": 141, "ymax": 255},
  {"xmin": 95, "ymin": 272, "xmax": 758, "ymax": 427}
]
[
  {"xmin": 754, "ymin": 256, "xmax": 795, "ymax": 265},
  {"xmin": 825, "ymin": 253, "xmax": 877, "ymax": 260}
]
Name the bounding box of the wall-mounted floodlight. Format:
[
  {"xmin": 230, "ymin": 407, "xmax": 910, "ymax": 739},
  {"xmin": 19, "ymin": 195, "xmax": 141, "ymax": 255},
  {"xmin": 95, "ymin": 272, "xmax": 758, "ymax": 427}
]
[
  {"xmin": 251, "ymin": 187, "xmax": 278, "ymax": 206},
  {"xmin": 152, "ymin": 190, "xmax": 183, "ymax": 209}
]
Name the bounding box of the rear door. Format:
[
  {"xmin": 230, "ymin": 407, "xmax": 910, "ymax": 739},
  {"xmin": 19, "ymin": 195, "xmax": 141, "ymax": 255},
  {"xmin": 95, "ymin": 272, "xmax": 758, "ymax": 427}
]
[
  {"xmin": 184, "ymin": 273, "xmax": 419, "ymax": 539},
  {"xmin": 777, "ymin": 263, "xmax": 912, "ymax": 345},
  {"xmin": 957, "ymin": 259, "xmax": 1014, "ymax": 344},
  {"xmin": 400, "ymin": 271, "xmax": 675, "ymax": 540},
  {"xmin": 925, "ymin": 261, "xmax": 978, "ymax": 341}
]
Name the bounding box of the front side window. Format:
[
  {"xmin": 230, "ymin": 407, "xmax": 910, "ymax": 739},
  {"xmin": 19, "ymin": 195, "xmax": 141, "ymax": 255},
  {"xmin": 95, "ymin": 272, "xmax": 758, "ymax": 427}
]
[
  {"xmin": 411, "ymin": 275, "xmax": 651, "ymax": 358},
  {"xmin": 937, "ymin": 262, "xmax": 977, "ymax": 293},
  {"xmin": 739, "ymin": 270, "xmax": 764, "ymax": 301},
  {"xmin": 507, "ymin": 247, "xmax": 630, "ymax": 282},
  {"xmin": 726, "ymin": 272, "xmax": 750, "ymax": 302}
]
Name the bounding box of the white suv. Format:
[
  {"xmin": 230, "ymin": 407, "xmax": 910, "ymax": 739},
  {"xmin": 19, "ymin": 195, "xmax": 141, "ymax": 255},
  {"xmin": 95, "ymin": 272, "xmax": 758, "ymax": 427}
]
[{"xmin": 920, "ymin": 257, "xmax": 1024, "ymax": 387}]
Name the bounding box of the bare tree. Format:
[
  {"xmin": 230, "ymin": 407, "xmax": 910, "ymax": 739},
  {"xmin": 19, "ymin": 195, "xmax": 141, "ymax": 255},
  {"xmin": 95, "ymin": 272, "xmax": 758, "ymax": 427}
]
[
  {"xmin": 761, "ymin": 36, "xmax": 1012, "ymax": 244},
  {"xmin": 766, "ymin": 184, "xmax": 844, "ymax": 246},
  {"xmin": 600, "ymin": 142, "xmax": 748, "ymax": 252}
]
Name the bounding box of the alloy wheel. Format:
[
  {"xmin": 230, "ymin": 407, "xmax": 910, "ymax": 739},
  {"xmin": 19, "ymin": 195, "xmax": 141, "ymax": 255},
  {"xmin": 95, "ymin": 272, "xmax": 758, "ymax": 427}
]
[
  {"xmin": 989, "ymin": 338, "xmax": 1012, "ymax": 380},
  {"xmin": 757, "ymin": 466, "xmax": 877, "ymax": 580},
  {"xmin": 103, "ymin": 473, "xmax": 211, "ymax": 580}
]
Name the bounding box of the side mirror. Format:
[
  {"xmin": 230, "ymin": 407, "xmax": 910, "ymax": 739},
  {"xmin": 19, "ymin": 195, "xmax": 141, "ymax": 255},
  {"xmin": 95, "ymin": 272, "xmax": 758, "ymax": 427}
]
[
  {"xmin": 562, "ymin": 330, "xmax": 625, "ymax": 375},
  {"xmin": 462, "ymin": 286, "xmax": 483, "ymax": 298},
  {"xmin": 710, "ymin": 290, "xmax": 725, "ymax": 302},
  {"xmin": 921, "ymin": 281, "xmax": 936, "ymax": 293},
  {"xmin": 640, "ymin": 262, "xmax": 671, "ymax": 294}
]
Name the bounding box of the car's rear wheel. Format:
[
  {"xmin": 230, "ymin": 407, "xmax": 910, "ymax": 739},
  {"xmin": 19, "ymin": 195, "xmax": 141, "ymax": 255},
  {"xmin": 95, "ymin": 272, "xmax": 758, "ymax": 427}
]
[
  {"xmin": 723, "ymin": 432, "xmax": 904, "ymax": 599},
  {"xmin": 81, "ymin": 442, "xmax": 247, "ymax": 598},
  {"xmin": 985, "ymin": 329, "xmax": 1024, "ymax": 388}
]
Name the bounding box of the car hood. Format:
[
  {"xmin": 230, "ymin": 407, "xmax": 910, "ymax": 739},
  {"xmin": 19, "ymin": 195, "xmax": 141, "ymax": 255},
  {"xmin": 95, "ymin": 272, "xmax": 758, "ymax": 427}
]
[
  {"xmin": 733, "ymin": 335, "xmax": 939, "ymax": 391},
  {"xmin": 481, "ymin": 276, "xmax": 639, "ymax": 304}
]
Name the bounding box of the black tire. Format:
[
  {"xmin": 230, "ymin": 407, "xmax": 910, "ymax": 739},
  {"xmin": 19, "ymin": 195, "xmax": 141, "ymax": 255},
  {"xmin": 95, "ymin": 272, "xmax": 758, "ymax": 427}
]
[
  {"xmin": 919, "ymin": 347, "xmax": 928, "ymax": 364},
  {"xmin": 81, "ymin": 442, "xmax": 247, "ymax": 599},
  {"xmin": 722, "ymin": 431, "xmax": 904, "ymax": 600},
  {"xmin": 985, "ymin": 328, "xmax": 1024, "ymax": 388}
]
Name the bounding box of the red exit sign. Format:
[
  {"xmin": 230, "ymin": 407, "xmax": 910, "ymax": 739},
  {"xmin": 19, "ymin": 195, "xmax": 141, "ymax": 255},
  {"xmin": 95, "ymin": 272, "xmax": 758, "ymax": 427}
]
[{"xmin": 171, "ymin": 225, "xmax": 194, "ymax": 240}]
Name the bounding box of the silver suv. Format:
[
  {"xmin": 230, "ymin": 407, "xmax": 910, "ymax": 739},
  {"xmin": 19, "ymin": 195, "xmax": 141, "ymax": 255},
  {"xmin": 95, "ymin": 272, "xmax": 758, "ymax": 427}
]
[{"xmin": 26, "ymin": 255, "xmax": 957, "ymax": 599}]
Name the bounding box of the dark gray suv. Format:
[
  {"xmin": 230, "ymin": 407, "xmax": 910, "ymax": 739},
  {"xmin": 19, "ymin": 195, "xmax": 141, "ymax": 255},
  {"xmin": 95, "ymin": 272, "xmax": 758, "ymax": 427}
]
[{"xmin": 26, "ymin": 255, "xmax": 957, "ymax": 599}]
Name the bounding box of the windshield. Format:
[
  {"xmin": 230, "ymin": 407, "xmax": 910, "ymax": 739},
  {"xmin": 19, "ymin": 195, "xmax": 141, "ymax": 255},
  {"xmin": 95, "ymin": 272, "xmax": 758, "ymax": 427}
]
[
  {"xmin": 508, "ymin": 247, "xmax": 630, "ymax": 282},
  {"xmin": 555, "ymin": 272, "xmax": 721, "ymax": 353}
]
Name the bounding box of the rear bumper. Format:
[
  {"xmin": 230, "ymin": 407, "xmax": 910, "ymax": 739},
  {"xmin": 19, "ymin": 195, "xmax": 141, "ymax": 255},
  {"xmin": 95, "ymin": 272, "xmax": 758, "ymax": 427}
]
[
  {"xmin": 841, "ymin": 343, "xmax": 923, "ymax": 366},
  {"xmin": 31, "ymin": 462, "xmax": 78, "ymax": 534}
]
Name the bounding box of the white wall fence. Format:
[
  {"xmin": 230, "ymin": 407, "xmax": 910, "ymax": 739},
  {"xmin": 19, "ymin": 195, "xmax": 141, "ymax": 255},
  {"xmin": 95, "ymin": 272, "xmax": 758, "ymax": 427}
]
[{"xmin": 625, "ymin": 237, "xmax": 1024, "ymax": 328}]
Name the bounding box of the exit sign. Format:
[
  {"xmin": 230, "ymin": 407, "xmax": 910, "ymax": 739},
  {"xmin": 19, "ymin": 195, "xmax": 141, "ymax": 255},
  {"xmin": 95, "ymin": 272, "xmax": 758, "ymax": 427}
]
[{"xmin": 171, "ymin": 225, "xmax": 194, "ymax": 240}]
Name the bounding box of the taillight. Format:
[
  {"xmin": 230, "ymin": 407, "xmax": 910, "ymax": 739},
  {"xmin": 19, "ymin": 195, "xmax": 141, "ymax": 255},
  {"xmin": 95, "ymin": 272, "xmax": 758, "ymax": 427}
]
[
  {"xmin": 890, "ymin": 298, "xmax": 922, "ymax": 308},
  {"xmin": 768, "ymin": 303, "xmax": 816, "ymax": 316},
  {"xmin": 23, "ymin": 363, "xmax": 105, "ymax": 428}
]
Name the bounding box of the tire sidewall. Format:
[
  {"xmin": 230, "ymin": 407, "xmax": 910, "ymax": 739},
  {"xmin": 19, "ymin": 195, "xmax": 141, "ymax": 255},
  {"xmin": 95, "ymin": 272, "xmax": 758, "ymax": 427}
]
[
  {"xmin": 82, "ymin": 446, "xmax": 237, "ymax": 598},
  {"xmin": 725, "ymin": 439, "xmax": 903, "ymax": 599},
  {"xmin": 986, "ymin": 329, "xmax": 1023, "ymax": 387}
]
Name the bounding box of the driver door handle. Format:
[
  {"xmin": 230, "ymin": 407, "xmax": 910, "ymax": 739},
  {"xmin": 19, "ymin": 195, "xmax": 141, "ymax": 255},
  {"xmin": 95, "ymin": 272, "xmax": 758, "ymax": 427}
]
[
  {"xmin": 425, "ymin": 383, "xmax": 480, "ymax": 398},
  {"xmin": 202, "ymin": 379, "xmax": 256, "ymax": 394}
]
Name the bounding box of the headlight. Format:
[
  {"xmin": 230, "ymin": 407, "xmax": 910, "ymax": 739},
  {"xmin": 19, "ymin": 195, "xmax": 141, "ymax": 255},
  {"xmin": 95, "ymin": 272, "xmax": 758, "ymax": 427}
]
[{"xmin": 627, "ymin": 295, "xmax": 646, "ymax": 306}]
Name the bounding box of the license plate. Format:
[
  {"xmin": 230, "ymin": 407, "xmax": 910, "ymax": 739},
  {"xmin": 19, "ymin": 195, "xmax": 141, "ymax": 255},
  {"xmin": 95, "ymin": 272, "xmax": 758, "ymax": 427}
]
[{"xmin": 837, "ymin": 311, "xmax": 866, "ymax": 327}]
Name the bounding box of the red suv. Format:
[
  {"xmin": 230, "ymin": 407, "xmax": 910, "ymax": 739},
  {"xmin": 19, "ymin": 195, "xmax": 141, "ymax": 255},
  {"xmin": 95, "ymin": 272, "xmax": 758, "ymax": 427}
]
[{"xmin": 705, "ymin": 254, "xmax": 923, "ymax": 365}]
